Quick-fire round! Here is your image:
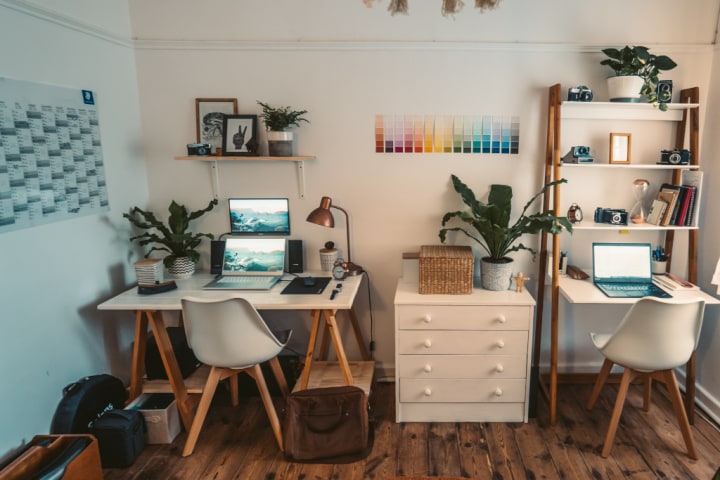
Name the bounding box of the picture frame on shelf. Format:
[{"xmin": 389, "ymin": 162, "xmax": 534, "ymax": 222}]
[
  {"xmin": 609, "ymin": 132, "xmax": 631, "ymax": 164},
  {"xmin": 222, "ymin": 115, "xmax": 259, "ymax": 156},
  {"xmin": 195, "ymin": 98, "xmax": 238, "ymax": 154}
]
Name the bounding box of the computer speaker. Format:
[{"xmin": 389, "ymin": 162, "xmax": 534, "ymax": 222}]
[
  {"xmin": 210, "ymin": 240, "xmax": 225, "ymax": 274},
  {"xmin": 288, "ymin": 239, "xmax": 304, "ymax": 273}
]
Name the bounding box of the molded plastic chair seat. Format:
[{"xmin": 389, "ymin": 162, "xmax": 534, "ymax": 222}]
[
  {"xmin": 586, "ymin": 296, "xmax": 705, "ymax": 459},
  {"xmin": 180, "ymin": 296, "xmax": 292, "ymax": 457}
]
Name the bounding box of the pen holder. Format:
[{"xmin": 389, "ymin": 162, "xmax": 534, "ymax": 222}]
[
  {"xmin": 319, "ymin": 248, "xmax": 338, "ymax": 272},
  {"xmin": 652, "ymin": 259, "xmax": 668, "ymax": 275}
]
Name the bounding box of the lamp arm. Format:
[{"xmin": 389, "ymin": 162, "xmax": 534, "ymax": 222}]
[{"xmin": 331, "ymin": 205, "xmax": 352, "ymax": 263}]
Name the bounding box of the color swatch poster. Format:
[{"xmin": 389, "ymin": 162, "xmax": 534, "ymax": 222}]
[{"xmin": 375, "ymin": 115, "xmax": 519, "ymax": 155}]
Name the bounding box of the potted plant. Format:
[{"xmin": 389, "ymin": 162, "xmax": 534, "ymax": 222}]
[
  {"xmin": 124, "ymin": 199, "xmax": 218, "ymax": 278},
  {"xmin": 257, "ymin": 101, "xmax": 309, "ymax": 156},
  {"xmin": 600, "ymin": 45, "xmax": 677, "ymax": 110},
  {"xmin": 439, "ymin": 175, "xmax": 573, "ymax": 290}
]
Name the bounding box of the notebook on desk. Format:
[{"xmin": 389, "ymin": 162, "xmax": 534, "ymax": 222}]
[
  {"xmin": 203, "ymin": 237, "xmax": 286, "ymax": 290},
  {"xmin": 592, "ymin": 242, "xmax": 671, "ymax": 299}
]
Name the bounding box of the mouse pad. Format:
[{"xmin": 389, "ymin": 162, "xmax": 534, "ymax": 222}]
[{"xmin": 281, "ymin": 276, "xmax": 331, "ymax": 295}]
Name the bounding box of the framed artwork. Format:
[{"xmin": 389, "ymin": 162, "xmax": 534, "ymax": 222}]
[
  {"xmin": 609, "ymin": 132, "xmax": 631, "ymax": 164},
  {"xmin": 222, "ymin": 115, "xmax": 259, "ymax": 156},
  {"xmin": 195, "ymin": 98, "xmax": 238, "ymax": 153}
]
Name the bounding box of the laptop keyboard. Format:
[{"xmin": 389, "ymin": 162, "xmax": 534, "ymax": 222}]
[
  {"xmin": 596, "ymin": 282, "xmax": 671, "ymax": 298},
  {"xmin": 215, "ymin": 276, "xmax": 277, "ymax": 289}
]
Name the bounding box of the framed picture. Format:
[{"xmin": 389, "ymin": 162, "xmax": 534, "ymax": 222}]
[
  {"xmin": 609, "ymin": 132, "xmax": 631, "ymax": 164},
  {"xmin": 222, "ymin": 115, "xmax": 259, "ymax": 156},
  {"xmin": 195, "ymin": 98, "xmax": 238, "ymax": 154}
]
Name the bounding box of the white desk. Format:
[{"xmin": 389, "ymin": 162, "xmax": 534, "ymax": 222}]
[{"xmin": 98, "ymin": 272, "xmax": 372, "ymax": 431}]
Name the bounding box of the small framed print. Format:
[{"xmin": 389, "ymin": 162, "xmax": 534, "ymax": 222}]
[
  {"xmin": 195, "ymin": 98, "xmax": 238, "ymax": 153},
  {"xmin": 222, "ymin": 115, "xmax": 258, "ymax": 156},
  {"xmin": 609, "ymin": 132, "xmax": 631, "ymax": 164}
]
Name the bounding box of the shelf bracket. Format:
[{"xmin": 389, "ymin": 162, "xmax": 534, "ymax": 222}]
[
  {"xmin": 295, "ymin": 160, "xmax": 306, "ymax": 199},
  {"xmin": 210, "ymin": 160, "xmax": 219, "ymax": 200}
]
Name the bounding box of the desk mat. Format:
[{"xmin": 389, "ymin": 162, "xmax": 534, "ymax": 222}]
[{"xmin": 281, "ymin": 276, "xmax": 331, "ymax": 295}]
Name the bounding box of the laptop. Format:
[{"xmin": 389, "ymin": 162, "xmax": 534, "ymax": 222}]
[
  {"xmin": 203, "ymin": 237, "xmax": 286, "ymax": 290},
  {"xmin": 592, "ymin": 242, "xmax": 671, "ymax": 299}
]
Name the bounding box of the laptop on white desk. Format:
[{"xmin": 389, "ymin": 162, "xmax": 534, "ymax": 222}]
[
  {"xmin": 203, "ymin": 237, "xmax": 286, "ymax": 290},
  {"xmin": 592, "ymin": 242, "xmax": 671, "ymax": 299}
]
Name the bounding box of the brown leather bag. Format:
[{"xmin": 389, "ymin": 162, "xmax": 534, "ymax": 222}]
[{"xmin": 283, "ymin": 385, "xmax": 369, "ymax": 462}]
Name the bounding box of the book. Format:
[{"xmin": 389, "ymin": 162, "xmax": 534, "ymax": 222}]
[
  {"xmin": 660, "ymin": 183, "xmax": 683, "ymax": 225},
  {"xmin": 683, "ymin": 185, "xmax": 698, "ymax": 226},
  {"xmin": 656, "ymin": 189, "xmax": 678, "ymax": 226},
  {"xmin": 681, "ymin": 170, "xmax": 703, "ymax": 227},
  {"xmin": 646, "ymin": 199, "xmax": 668, "ymax": 225},
  {"xmin": 652, "ymin": 273, "xmax": 700, "ymax": 291},
  {"xmin": 676, "ymin": 185, "xmax": 692, "ymax": 226}
]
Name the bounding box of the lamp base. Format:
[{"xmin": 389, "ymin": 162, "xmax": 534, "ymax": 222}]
[{"xmin": 346, "ymin": 261, "xmax": 364, "ymax": 276}]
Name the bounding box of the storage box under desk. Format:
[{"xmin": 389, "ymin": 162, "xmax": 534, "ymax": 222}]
[{"xmin": 126, "ymin": 393, "xmax": 181, "ymax": 444}]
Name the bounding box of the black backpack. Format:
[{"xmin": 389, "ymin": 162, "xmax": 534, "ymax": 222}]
[{"xmin": 50, "ymin": 374, "xmax": 127, "ymax": 434}]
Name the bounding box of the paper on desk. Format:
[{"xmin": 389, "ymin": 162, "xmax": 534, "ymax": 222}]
[{"xmin": 712, "ymin": 258, "xmax": 720, "ymax": 294}]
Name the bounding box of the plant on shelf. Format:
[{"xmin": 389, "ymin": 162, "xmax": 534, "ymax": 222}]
[
  {"xmin": 600, "ymin": 45, "xmax": 677, "ymax": 110},
  {"xmin": 439, "ymin": 175, "xmax": 573, "ymax": 290},
  {"xmin": 124, "ymin": 199, "xmax": 218, "ymax": 278},
  {"xmin": 257, "ymin": 101, "xmax": 309, "ymax": 156}
]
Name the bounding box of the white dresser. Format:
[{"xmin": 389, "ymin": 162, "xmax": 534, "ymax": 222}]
[{"xmin": 394, "ymin": 278, "xmax": 535, "ymax": 422}]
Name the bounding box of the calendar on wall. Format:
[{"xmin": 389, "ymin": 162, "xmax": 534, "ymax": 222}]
[{"xmin": 0, "ymin": 77, "xmax": 109, "ymax": 234}]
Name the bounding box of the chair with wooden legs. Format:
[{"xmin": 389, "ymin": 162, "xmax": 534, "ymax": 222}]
[
  {"xmin": 180, "ymin": 296, "xmax": 292, "ymax": 457},
  {"xmin": 586, "ymin": 296, "xmax": 705, "ymax": 459}
]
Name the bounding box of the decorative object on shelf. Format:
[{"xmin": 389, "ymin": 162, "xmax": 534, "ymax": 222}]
[
  {"xmin": 630, "ymin": 179, "xmax": 651, "ymax": 224},
  {"xmin": 222, "ymin": 115, "xmax": 258, "ymax": 156},
  {"xmin": 123, "ymin": 199, "xmax": 218, "ymax": 278},
  {"xmin": 600, "ymin": 46, "xmax": 677, "ymax": 110},
  {"xmin": 257, "ymin": 101, "xmax": 309, "ymax": 157},
  {"xmin": 567, "ymin": 85, "xmax": 593, "ymax": 102},
  {"xmin": 561, "ymin": 146, "xmax": 594, "ymax": 164},
  {"xmin": 195, "ymin": 98, "xmax": 238, "ymax": 154},
  {"xmin": 306, "ymin": 197, "xmax": 363, "ymax": 275},
  {"xmin": 439, "ymin": 175, "xmax": 573, "ymax": 291},
  {"xmin": 320, "ymin": 241, "xmax": 339, "ymax": 272},
  {"xmin": 514, "ymin": 272, "xmax": 528, "ymax": 292},
  {"xmin": 186, "ymin": 143, "xmax": 212, "ymax": 156},
  {"xmin": 364, "ymin": 0, "xmax": 502, "ymax": 16},
  {"xmin": 567, "ymin": 203, "xmax": 583, "ymax": 224},
  {"xmin": 658, "ymin": 148, "xmax": 691, "ymax": 165},
  {"xmin": 593, "ymin": 207, "xmax": 629, "ymax": 226},
  {"xmin": 609, "ymin": 132, "xmax": 631, "ymax": 164}
]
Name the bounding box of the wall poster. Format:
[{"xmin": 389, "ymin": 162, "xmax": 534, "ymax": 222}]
[{"xmin": 0, "ymin": 77, "xmax": 109, "ymax": 234}]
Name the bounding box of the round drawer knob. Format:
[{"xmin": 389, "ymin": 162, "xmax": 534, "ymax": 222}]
[
  {"xmin": 423, "ymin": 314, "xmax": 432, "ymax": 324},
  {"xmin": 495, "ymin": 363, "xmax": 504, "ymax": 373},
  {"xmin": 494, "ymin": 387, "xmax": 503, "ymax": 397},
  {"xmin": 423, "ymin": 364, "xmax": 432, "ymax": 373},
  {"xmin": 496, "ymin": 314, "xmax": 507, "ymax": 324},
  {"xmin": 424, "ymin": 388, "xmax": 432, "ymax": 396},
  {"xmin": 496, "ymin": 339, "xmax": 505, "ymax": 349},
  {"xmin": 423, "ymin": 339, "xmax": 432, "ymax": 348}
]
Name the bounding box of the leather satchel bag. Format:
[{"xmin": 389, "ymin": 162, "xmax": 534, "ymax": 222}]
[{"xmin": 283, "ymin": 385, "xmax": 369, "ymax": 462}]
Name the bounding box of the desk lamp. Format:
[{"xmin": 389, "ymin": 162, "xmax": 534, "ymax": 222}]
[{"xmin": 306, "ymin": 196, "xmax": 363, "ymax": 275}]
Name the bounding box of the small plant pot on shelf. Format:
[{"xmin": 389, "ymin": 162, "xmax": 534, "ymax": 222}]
[
  {"xmin": 607, "ymin": 75, "xmax": 644, "ymax": 103},
  {"xmin": 267, "ymin": 131, "xmax": 293, "ymax": 156}
]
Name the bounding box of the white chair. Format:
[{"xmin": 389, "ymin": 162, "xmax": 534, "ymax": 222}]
[
  {"xmin": 180, "ymin": 296, "xmax": 292, "ymax": 457},
  {"xmin": 586, "ymin": 296, "xmax": 705, "ymax": 459}
]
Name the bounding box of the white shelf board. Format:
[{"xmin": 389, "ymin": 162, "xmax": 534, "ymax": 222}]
[
  {"xmin": 571, "ymin": 221, "xmax": 697, "ymax": 231},
  {"xmin": 561, "ymin": 163, "xmax": 697, "ymax": 170},
  {"xmin": 561, "ymin": 101, "xmax": 698, "ymax": 121}
]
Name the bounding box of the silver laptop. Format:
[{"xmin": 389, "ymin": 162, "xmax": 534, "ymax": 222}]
[
  {"xmin": 592, "ymin": 242, "xmax": 671, "ymax": 298},
  {"xmin": 204, "ymin": 237, "xmax": 286, "ymax": 290}
]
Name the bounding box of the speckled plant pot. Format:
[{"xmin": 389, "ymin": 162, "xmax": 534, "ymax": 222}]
[
  {"xmin": 167, "ymin": 257, "xmax": 196, "ymax": 279},
  {"xmin": 480, "ymin": 257, "xmax": 513, "ymax": 291}
]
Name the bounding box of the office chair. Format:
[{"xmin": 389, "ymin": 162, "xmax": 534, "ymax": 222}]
[
  {"xmin": 586, "ymin": 296, "xmax": 705, "ymax": 459},
  {"xmin": 180, "ymin": 296, "xmax": 292, "ymax": 457}
]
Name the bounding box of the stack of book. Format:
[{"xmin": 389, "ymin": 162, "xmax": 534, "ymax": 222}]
[
  {"xmin": 646, "ymin": 171, "xmax": 703, "ymax": 227},
  {"xmin": 134, "ymin": 258, "xmax": 164, "ymax": 286}
]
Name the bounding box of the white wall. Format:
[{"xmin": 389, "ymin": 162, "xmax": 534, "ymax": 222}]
[{"xmin": 0, "ymin": 0, "xmax": 147, "ymax": 455}]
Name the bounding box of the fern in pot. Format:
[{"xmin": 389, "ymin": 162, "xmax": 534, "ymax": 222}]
[
  {"xmin": 439, "ymin": 175, "xmax": 572, "ymax": 290},
  {"xmin": 257, "ymin": 101, "xmax": 309, "ymax": 156}
]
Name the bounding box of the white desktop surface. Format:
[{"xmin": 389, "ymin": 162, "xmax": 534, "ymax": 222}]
[{"xmin": 558, "ymin": 276, "xmax": 719, "ymax": 305}]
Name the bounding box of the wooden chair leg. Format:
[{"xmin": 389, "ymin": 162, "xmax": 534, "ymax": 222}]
[
  {"xmin": 643, "ymin": 375, "xmax": 652, "ymax": 412},
  {"xmin": 601, "ymin": 367, "xmax": 632, "ymax": 458},
  {"xmin": 183, "ymin": 366, "xmax": 225, "ymax": 457},
  {"xmin": 661, "ymin": 369, "xmax": 698, "ymax": 460},
  {"xmin": 247, "ymin": 363, "xmax": 284, "ymax": 452},
  {"xmin": 587, "ymin": 358, "xmax": 614, "ymax": 411},
  {"xmin": 229, "ymin": 373, "xmax": 239, "ymax": 407},
  {"xmin": 268, "ymin": 356, "xmax": 290, "ymax": 398}
]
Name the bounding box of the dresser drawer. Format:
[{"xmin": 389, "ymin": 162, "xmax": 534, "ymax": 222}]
[
  {"xmin": 397, "ymin": 401, "xmax": 526, "ymax": 422},
  {"xmin": 399, "ymin": 378, "xmax": 526, "ymax": 403},
  {"xmin": 396, "ymin": 305, "xmax": 531, "ymax": 330},
  {"xmin": 397, "ymin": 354, "xmax": 527, "ymax": 379},
  {"xmin": 397, "ymin": 330, "xmax": 528, "ymax": 355}
]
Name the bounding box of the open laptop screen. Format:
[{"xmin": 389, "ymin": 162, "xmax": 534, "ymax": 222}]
[
  {"xmin": 228, "ymin": 198, "xmax": 290, "ymax": 235},
  {"xmin": 592, "ymin": 243, "xmax": 652, "ymax": 283},
  {"xmin": 222, "ymin": 238, "xmax": 286, "ymax": 275}
]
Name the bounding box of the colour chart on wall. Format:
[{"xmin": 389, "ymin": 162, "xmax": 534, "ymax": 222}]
[
  {"xmin": 0, "ymin": 77, "xmax": 109, "ymax": 234},
  {"xmin": 375, "ymin": 114, "xmax": 519, "ymax": 154}
]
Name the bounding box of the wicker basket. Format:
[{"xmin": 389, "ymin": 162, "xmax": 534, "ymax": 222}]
[{"xmin": 419, "ymin": 245, "xmax": 474, "ymax": 294}]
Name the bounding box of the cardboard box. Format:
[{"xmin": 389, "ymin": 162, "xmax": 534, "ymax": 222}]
[{"xmin": 126, "ymin": 393, "xmax": 180, "ymax": 444}]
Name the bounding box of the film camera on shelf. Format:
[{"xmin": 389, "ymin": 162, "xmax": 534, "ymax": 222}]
[
  {"xmin": 594, "ymin": 207, "xmax": 629, "ymax": 226},
  {"xmin": 567, "ymin": 85, "xmax": 593, "ymax": 102},
  {"xmin": 186, "ymin": 143, "xmax": 212, "ymax": 156},
  {"xmin": 658, "ymin": 148, "xmax": 691, "ymax": 165},
  {"xmin": 561, "ymin": 146, "xmax": 594, "ymax": 164},
  {"xmin": 656, "ymin": 80, "xmax": 673, "ymax": 104}
]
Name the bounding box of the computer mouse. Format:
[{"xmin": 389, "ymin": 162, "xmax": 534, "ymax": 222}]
[{"xmin": 303, "ymin": 276, "xmax": 316, "ymax": 287}]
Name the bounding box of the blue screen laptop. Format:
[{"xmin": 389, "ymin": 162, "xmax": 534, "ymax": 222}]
[
  {"xmin": 592, "ymin": 242, "xmax": 671, "ymax": 298},
  {"xmin": 203, "ymin": 237, "xmax": 286, "ymax": 290}
]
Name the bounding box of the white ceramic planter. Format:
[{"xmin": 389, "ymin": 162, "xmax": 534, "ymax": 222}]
[
  {"xmin": 480, "ymin": 257, "xmax": 514, "ymax": 291},
  {"xmin": 167, "ymin": 257, "xmax": 196, "ymax": 278},
  {"xmin": 607, "ymin": 75, "xmax": 645, "ymax": 103},
  {"xmin": 267, "ymin": 130, "xmax": 293, "ymax": 156}
]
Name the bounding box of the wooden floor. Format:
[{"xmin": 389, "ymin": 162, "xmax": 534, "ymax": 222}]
[{"xmin": 104, "ymin": 380, "xmax": 720, "ymax": 479}]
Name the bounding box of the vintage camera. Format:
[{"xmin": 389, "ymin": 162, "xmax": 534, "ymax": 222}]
[
  {"xmin": 561, "ymin": 145, "xmax": 594, "ymax": 164},
  {"xmin": 567, "ymin": 85, "xmax": 593, "ymax": 102},
  {"xmin": 594, "ymin": 207, "xmax": 629, "ymax": 226},
  {"xmin": 659, "ymin": 149, "xmax": 691, "ymax": 165},
  {"xmin": 186, "ymin": 143, "xmax": 212, "ymax": 156},
  {"xmin": 656, "ymin": 80, "xmax": 673, "ymax": 103}
]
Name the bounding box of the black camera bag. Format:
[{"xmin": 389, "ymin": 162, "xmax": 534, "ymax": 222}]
[
  {"xmin": 90, "ymin": 409, "xmax": 145, "ymax": 468},
  {"xmin": 50, "ymin": 374, "xmax": 127, "ymax": 434},
  {"xmin": 145, "ymin": 326, "xmax": 201, "ymax": 379}
]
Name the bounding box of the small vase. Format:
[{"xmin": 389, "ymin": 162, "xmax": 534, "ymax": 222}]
[
  {"xmin": 167, "ymin": 257, "xmax": 196, "ymax": 278},
  {"xmin": 480, "ymin": 257, "xmax": 514, "ymax": 291}
]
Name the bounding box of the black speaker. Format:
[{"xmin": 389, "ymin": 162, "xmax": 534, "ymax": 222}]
[
  {"xmin": 288, "ymin": 239, "xmax": 304, "ymax": 273},
  {"xmin": 210, "ymin": 240, "xmax": 225, "ymax": 274}
]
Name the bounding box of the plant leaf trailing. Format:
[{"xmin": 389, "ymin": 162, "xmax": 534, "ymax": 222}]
[
  {"xmin": 124, "ymin": 199, "xmax": 218, "ymax": 267},
  {"xmin": 257, "ymin": 101, "xmax": 309, "ymax": 131},
  {"xmin": 600, "ymin": 45, "xmax": 677, "ymax": 111},
  {"xmin": 439, "ymin": 175, "xmax": 572, "ymax": 262}
]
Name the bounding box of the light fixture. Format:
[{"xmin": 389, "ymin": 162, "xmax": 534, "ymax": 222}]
[{"xmin": 306, "ymin": 196, "xmax": 363, "ymax": 275}]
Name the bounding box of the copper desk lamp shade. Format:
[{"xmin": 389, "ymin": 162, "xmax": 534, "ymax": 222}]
[{"xmin": 306, "ymin": 196, "xmax": 363, "ymax": 275}]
